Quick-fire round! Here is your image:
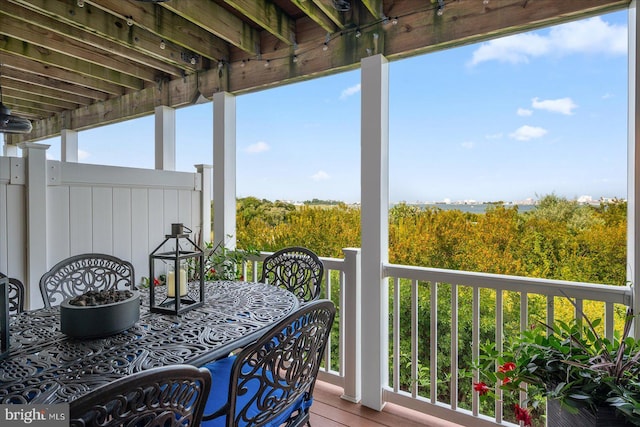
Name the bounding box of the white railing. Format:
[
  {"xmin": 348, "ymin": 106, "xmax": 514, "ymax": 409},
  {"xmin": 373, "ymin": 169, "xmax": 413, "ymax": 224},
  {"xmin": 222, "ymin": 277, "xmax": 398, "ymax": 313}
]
[
  {"xmin": 382, "ymin": 263, "xmax": 632, "ymax": 427},
  {"xmin": 243, "ymin": 248, "xmax": 361, "ymax": 401}
]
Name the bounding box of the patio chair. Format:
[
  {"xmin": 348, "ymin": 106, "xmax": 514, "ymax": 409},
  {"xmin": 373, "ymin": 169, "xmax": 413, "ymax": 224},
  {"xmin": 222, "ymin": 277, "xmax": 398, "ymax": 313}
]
[
  {"xmin": 69, "ymin": 364, "xmax": 212, "ymax": 427},
  {"xmin": 260, "ymin": 246, "xmax": 324, "ymax": 303},
  {"xmin": 39, "ymin": 253, "xmax": 135, "ymax": 308},
  {"xmin": 202, "ymin": 299, "xmax": 335, "ymax": 427},
  {"xmin": 0, "ymin": 273, "xmax": 25, "ymax": 314}
]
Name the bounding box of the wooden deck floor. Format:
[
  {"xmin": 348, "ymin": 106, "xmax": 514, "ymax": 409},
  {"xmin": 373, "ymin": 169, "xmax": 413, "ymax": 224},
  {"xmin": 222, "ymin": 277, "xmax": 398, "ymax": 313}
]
[{"xmin": 310, "ymin": 381, "xmax": 464, "ymax": 427}]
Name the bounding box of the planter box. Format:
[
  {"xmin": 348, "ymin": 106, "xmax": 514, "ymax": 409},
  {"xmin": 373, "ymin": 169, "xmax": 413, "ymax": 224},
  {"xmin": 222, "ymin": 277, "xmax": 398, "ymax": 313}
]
[{"xmin": 547, "ymin": 399, "xmax": 633, "ymax": 427}]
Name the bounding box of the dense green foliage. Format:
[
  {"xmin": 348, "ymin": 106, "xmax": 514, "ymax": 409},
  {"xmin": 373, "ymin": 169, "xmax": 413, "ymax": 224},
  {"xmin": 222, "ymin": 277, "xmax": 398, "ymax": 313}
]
[{"xmin": 223, "ymin": 194, "xmax": 627, "ymax": 424}]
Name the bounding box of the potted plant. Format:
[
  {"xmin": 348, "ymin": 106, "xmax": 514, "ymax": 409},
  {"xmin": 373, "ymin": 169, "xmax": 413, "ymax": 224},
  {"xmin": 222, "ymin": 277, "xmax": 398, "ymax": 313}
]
[
  {"xmin": 200, "ymin": 240, "xmax": 260, "ymax": 281},
  {"xmin": 474, "ymin": 300, "xmax": 640, "ymax": 426}
]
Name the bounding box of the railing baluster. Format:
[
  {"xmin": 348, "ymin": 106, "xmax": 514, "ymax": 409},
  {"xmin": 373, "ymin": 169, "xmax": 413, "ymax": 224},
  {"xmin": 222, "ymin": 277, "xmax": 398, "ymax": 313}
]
[
  {"xmin": 472, "ymin": 285, "xmax": 480, "ymax": 417},
  {"xmin": 411, "ymin": 279, "xmax": 418, "ymax": 399},
  {"xmin": 451, "ymin": 283, "xmax": 458, "ymax": 410},
  {"xmin": 496, "ymin": 288, "xmax": 503, "ymax": 424},
  {"xmin": 393, "ymin": 277, "xmax": 400, "ymax": 393},
  {"xmin": 605, "ymin": 301, "xmax": 614, "ymax": 340},
  {"xmin": 430, "ymin": 281, "xmax": 438, "ymax": 404}
]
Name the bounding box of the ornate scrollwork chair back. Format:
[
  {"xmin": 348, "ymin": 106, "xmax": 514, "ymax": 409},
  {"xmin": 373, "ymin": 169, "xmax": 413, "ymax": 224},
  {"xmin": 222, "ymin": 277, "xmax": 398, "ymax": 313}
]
[
  {"xmin": 0, "ymin": 273, "xmax": 25, "ymax": 314},
  {"xmin": 260, "ymin": 247, "xmax": 324, "ymax": 303},
  {"xmin": 39, "ymin": 253, "xmax": 135, "ymax": 308},
  {"xmin": 202, "ymin": 299, "xmax": 336, "ymax": 427},
  {"xmin": 69, "ymin": 365, "xmax": 212, "ymax": 427}
]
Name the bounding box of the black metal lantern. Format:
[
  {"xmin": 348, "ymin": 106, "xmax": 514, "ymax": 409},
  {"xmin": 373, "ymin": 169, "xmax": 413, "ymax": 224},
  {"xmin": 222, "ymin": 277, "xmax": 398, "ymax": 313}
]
[{"xmin": 149, "ymin": 223, "xmax": 205, "ymax": 315}]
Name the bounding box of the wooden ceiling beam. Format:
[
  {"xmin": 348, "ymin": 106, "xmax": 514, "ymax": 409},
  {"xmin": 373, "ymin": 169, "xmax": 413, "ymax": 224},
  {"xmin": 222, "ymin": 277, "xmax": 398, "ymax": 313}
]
[
  {"xmin": 361, "ymin": 0, "xmax": 384, "ymax": 19},
  {"xmin": 290, "ymin": 0, "xmax": 339, "ymax": 33},
  {"xmin": 2, "ymin": 2, "xmax": 187, "ymax": 78},
  {"xmin": 3, "ymin": 95, "xmax": 66, "ymax": 115},
  {"xmin": 3, "ymin": 88, "xmax": 79, "ymax": 111},
  {"xmin": 0, "ymin": 53, "xmax": 120, "ymax": 97},
  {"xmin": 88, "ymin": 0, "xmax": 229, "ymax": 62},
  {"xmin": 223, "ymin": 0, "xmax": 297, "ymax": 46},
  {"xmin": 161, "ymin": 0, "xmax": 260, "ymax": 56},
  {"xmin": 0, "ymin": 12, "xmax": 164, "ymax": 83},
  {"xmin": 0, "ymin": 36, "xmax": 144, "ymax": 90},
  {"xmin": 1, "ymin": 77, "xmax": 94, "ymax": 106},
  {"xmin": 0, "ymin": 66, "xmax": 108, "ymax": 102},
  {"xmin": 310, "ymin": 0, "xmax": 348, "ymax": 28}
]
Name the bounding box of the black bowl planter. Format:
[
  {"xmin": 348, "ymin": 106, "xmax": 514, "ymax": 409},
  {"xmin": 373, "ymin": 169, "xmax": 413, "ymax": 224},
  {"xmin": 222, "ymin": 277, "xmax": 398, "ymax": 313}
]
[{"xmin": 60, "ymin": 290, "xmax": 140, "ymax": 339}]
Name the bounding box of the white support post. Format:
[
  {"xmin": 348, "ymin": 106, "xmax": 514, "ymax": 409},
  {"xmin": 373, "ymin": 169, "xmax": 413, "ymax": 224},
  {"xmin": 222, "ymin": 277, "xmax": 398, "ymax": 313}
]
[
  {"xmin": 61, "ymin": 129, "xmax": 78, "ymax": 162},
  {"xmin": 342, "ymin": 247, "xmax": 361, "ymax": 403},
  {"xmin": 628, "ymin": 1, "xmax": 640, "ymax": 338},
  {"xmin": 3, "ymin": 142, "xmax": 18, "ymax": 157},
  {"xmin": 360, "ymin": 54, "xmax": 390, "ymax": 411},
  {"xmin": 213, "ymin": 92, "xmax": 237, "ymax": 249},
  {"xmin": 154, "ymin": 105, "xmax": 176, "ymax": 171},
  {"xmin": 17, "ymin": 142, "xmax": 49, "ymax": 310},
  {"xmin": 196, "ymin": 164, "xmax": 213, "ymax": 245}
]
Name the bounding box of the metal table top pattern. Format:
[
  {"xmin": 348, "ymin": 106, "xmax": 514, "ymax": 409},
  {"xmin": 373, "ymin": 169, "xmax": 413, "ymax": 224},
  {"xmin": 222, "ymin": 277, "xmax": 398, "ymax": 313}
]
[{"xmin": 0, "ymin": 281, "xmax": 298, "ymax": 404}]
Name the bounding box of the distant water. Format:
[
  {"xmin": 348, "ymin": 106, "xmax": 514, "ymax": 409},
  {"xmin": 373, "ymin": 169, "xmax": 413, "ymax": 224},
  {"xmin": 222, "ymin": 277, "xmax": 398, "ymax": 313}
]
[{"xmin": 411, "ymin": 203, "xmax": 536, "ymax": 214}]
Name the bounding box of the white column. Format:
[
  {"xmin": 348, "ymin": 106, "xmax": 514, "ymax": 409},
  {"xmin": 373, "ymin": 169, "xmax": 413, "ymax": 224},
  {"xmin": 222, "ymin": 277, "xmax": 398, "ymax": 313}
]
[
  {"xmin": 17, "ymin": 142, "xmax": 50, "ymax": 310},
  {"xmin": 342, "ymin": 247, "xmax": 362, "ymax": 403},
  {"xmin": 627, "ymin": 1, "xmax": 640, "ymax": 337},
  {"xmin": 3, "ymin": 142, "xmax": 18, "ymax": 157},
  {"xmin": 196, "ymin": 164, "xmax": 213, "ymax": 245},
  {"xmin": 154, "ymin": 105, "xmax": 176, "ymax": 171},
  {"xmin": 213, "ymin": 92, "xmax": 237, "ymax": 249},
  {"xmin": 61, "ymin": 129, "xmax": 78, "ymax": 162},
  {"xmin": 360, "ymin": 54, "xmax": 390, "ymax": 410}
]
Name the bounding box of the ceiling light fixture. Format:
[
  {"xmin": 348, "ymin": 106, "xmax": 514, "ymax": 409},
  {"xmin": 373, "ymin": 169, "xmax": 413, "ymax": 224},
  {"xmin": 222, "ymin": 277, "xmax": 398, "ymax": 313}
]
[{"xmin": 0, "ymin": 67, "xmax": 32, "ymax": 134}]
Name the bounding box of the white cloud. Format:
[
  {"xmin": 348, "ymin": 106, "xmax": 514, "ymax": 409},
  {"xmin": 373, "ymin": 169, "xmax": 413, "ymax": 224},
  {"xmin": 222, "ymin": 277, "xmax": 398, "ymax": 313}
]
[
  {"xmin": 461, "ymin": 141, "xmax": 475, "ymax": 149},
  {"xmin": 311, "ymin": 170, "xmax": 330, "ymax": 181},
  {"xmin": 78, "ymin": 149, "xmax": 90, "ymax": 160},
  {"xmin": 509, "ymin": 125, "xmax": 548, "ymax": 141},
  {"xmin": 602, "ymin": 92, "xmax": 614, "ymax": 99},
  {"xmin": 517, "ymin": 108, "xmax": 533, "ymax": 117},
  {"xmin": 340, "ymin": 83, "xmax": 361, "ymax": 100},
  {"xmin": 532, "ymin": 97, "xmax": 577, "ymax": 115},
  {"xmin": 468, "ymin": 17, "xmax": 626, "ymax": 66},
  {"xmin": 245, "ymin": 141, "xmax": 270, "ymax": 154}
]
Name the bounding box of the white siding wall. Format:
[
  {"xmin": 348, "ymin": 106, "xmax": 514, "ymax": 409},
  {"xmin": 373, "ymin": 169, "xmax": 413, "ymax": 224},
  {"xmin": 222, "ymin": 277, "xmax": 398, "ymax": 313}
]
[{"xmin": 1, "ymin": 156, "xmax": 206, "ymax": 309}]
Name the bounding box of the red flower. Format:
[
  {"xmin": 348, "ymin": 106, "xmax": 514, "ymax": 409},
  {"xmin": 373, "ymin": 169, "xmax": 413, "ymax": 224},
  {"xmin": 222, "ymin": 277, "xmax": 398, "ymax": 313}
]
[
  {"xmin": 210, "ymin": 268, "xmax": 216, "ymax": 274},
  {"xmin": 473, "ymin": 382, "xmax": 490, "ymax": 396},
  {"xmin": 153, "ymin": 278, "xmax": 160, "ymax": 286},
  {"xmin": 239, "ymin": 275, "xmax": 244, "ymax": 281},
  {"xmin": 514, "ymin": 404, "xmax": 532, "ymax": 427},
  {"xmin": 498, "ymin": 362, "xmax": 516, "ymax": 373}
]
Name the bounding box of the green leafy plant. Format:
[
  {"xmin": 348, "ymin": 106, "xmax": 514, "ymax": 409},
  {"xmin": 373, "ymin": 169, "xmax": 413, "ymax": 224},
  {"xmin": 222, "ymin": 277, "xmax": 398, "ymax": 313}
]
[
  {"xmin": 200, "ymin": 240, "xmax": 259, "ymax": 281},
  {"xmin": 474, "ymin": 299, "xmax": 640, "ymax": 426}
]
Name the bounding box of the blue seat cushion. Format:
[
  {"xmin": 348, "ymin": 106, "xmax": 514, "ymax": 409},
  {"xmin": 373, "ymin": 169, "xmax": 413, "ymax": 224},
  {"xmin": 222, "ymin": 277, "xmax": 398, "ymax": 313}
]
[{"xmin": 202, "ymin": 356, "xmax": 311, "ymax": 427}]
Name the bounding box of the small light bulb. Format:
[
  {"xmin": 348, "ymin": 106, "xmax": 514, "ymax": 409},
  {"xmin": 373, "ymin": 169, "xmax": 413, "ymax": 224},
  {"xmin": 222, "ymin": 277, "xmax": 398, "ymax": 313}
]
[
  {"xmin": 191, "ymin": 57, "xmax": 197, "ymax": 65},
  {"xmin": 322, "ymin": 43, "xmax": 328, "ymax": 51},
  {"xmin": 77, "ymin": 0, "xmax": 84, "ymax": 7},
  {"xmin": 126, "ymin": 17, "xmax": 133, "ymax": 26},
  {"xmin": 483, "ymin": 0, "xmax": 489, "ymax": 4},
  {"xmin": 437, "ymin": 7, "xmax": 444, "ymax": 16},
  {"xmin": 292, "ymin": 55, "xmax": 298, "ymax": 63},
  {"xmin": 264, "ymin": 60, "xmax": 270, "ymax": 67},
  {"xmin": 391, "ymin": 17, "xmax": 398, "ymax": 25},
  {"xmin": 159, "ymin": 40, "xmax": 166, "ymax": 50},
  {"xmin": 240, "ymin": 60, "xmax": 246, "ymax": 67},
  {"xmin": 355, "ymin": 29, "xmax": 361, "ymax": 38}
]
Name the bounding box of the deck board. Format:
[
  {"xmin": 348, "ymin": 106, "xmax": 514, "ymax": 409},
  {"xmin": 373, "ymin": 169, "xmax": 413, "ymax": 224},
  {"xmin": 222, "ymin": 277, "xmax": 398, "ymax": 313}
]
[{"xmin": 310, "ymin": 381, "xmax": 464, "ymax": 427}]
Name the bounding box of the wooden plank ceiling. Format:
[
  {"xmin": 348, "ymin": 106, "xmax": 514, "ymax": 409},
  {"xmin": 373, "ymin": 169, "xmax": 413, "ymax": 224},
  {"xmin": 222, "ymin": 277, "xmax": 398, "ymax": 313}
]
[{"xmin": 0, "ymin": 0, "xmax": 629, "ymax": 144}]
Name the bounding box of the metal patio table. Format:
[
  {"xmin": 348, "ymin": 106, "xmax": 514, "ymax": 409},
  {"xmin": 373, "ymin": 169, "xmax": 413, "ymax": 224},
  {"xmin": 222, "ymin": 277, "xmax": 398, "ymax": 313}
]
[{"xmin": 0, "ymin": 280, "xmax": 298, "ymax": 404}]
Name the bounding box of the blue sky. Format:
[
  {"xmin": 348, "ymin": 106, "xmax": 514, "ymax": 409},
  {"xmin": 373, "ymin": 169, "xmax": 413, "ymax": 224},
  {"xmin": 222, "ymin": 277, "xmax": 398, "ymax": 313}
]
[{"xmin": 42, "ymin": 10, "xmax": 629, "ymax": 204}]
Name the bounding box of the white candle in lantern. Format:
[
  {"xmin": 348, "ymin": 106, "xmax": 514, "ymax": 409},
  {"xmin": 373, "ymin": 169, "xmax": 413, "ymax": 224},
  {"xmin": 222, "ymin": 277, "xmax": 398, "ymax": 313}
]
[{"xmin": 167, "ymin": 268, "xmax": 187, "ymax": 297}]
